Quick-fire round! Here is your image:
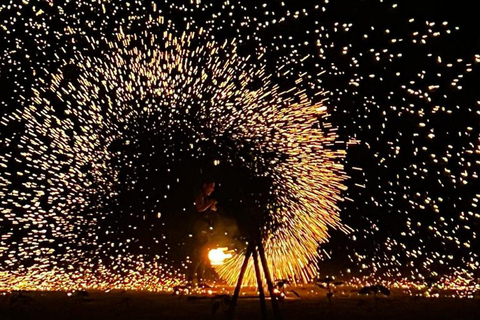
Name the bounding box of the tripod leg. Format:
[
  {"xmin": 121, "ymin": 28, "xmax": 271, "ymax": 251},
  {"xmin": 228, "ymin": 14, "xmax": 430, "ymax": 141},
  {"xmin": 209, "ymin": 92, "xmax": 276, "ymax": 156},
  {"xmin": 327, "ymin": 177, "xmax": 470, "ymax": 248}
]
[
  {"xmin": 253, "ymin": 248, "xmax": 267, "ymax": 320},
  {"xmin": 227, "ymin": 243, "xmax": 253, "ymax": 319},
  {"xmin": 258, "ymin": 242, "xmax": 282, "ymax": 320}
]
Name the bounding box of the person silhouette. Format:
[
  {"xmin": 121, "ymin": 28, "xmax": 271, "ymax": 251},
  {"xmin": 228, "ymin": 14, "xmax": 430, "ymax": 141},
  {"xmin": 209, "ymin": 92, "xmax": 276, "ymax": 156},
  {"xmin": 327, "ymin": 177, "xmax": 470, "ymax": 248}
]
[{"xmin": 187, "ymin": 177, "xmax": 218, "ymax": 286}]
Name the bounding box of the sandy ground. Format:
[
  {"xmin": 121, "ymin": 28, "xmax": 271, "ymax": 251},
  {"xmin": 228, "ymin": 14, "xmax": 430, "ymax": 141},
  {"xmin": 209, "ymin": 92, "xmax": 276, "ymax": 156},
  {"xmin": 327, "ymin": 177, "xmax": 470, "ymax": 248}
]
[{"xmin": 1, "ymin": 289, "xmax": 479, "ymax": 320}]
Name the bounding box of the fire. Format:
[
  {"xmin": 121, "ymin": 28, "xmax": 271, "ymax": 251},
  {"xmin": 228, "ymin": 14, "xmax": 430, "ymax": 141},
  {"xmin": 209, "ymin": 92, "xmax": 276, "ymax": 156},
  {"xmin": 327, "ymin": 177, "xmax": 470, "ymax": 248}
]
[{"xmin": 208, "ymin": 248, "xmax": 233, "ymax": 266}]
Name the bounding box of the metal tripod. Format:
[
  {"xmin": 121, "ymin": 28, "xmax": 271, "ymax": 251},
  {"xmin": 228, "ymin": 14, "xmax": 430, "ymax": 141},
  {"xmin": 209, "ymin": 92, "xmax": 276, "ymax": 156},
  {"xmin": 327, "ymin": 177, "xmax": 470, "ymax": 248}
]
[{"xmin": 226, "ymin": 238, "xmax": 282, "ymax": 320}]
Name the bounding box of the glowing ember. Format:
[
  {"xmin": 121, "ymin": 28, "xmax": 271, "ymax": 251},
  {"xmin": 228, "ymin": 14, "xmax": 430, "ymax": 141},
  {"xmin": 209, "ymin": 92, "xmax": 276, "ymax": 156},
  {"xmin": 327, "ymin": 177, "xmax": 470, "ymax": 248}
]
[{"xmin": 208, "ymin": 248, "xmax": 233, "ymax": 266}]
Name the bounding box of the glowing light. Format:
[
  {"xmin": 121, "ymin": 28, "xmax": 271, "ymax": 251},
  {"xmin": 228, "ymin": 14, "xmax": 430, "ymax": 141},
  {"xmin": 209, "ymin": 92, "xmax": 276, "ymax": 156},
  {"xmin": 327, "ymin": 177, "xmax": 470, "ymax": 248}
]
[{"xmin": 208, "ymin": 248, "xmax": 233, "ymax": 266}]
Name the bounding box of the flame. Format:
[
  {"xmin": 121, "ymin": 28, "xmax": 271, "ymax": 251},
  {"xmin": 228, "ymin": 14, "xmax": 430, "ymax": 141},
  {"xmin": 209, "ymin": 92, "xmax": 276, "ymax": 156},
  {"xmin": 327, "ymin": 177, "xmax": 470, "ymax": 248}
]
[{"xmin": 208, "ymin": 248, "xmax": 233, "ymax": 266}]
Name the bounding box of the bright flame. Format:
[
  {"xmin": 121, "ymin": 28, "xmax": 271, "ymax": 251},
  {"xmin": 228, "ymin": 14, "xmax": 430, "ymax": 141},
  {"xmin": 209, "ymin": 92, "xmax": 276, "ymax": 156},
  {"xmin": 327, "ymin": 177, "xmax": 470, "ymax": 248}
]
[{"xmin": 208, "ymin": 248, "xmax": 233, "ymax": 266}]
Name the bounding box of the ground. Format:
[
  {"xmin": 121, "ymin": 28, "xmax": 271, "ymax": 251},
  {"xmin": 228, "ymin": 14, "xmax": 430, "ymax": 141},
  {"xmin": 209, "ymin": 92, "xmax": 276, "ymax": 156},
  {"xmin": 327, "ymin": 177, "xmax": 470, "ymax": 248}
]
[{"xmin": 1, "ymin": 289, "xmax": 479, "ymax": 320}]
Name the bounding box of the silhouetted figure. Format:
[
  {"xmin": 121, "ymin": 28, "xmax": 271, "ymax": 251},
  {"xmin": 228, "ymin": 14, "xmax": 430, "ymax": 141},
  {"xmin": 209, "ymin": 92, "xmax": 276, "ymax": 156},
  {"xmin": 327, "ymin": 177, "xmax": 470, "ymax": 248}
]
[{"xmin": 187, "ymin": 177, "xmax": 219, "ymax": 286}]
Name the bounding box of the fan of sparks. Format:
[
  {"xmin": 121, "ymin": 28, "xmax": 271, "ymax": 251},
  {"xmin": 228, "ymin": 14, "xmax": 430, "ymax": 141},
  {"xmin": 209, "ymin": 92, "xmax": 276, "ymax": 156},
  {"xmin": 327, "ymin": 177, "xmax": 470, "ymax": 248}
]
[
  {"xmin": 1, "ymin": 0, "xmax": 479, "ymax": 294},
  {"xmin": 0, "ymin": 3, "xmax": 349, "ymax": 289}
]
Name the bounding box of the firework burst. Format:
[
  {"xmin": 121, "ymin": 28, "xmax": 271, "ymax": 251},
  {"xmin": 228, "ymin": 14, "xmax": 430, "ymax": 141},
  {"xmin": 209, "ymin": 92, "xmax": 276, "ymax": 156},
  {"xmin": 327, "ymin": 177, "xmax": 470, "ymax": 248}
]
[
  {"xmin": 0, "ymin": 5, "xmax": 349, "ymax": 289},
  {"xmin": 1, "ymin": 0, "xmax": 479, "ymax": 295}
]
